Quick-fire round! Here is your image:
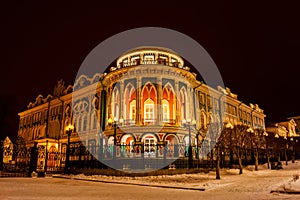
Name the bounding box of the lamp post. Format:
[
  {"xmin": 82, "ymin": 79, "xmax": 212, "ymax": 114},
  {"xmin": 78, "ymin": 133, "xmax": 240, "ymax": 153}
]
[
  {"xmin": 284, "ymin": 135, "xmax": 288, "ymax": 165},
  {"xmin": 108, "ymin": 117, "xmax": 123, "ymax": 160},
  {"xmin": 65, "ymin": 124, "xmax": 74, "ymax": 173},
  {"xmin": 263, "ymin": 131, "xmax": 269, "ymax": 169},
  {"xmin": 275, "ymin": 133, "xmax": 280, "ymax": 162},
  {"xmin": 182, "ymin": 118, "xmax": 196, "ymax": 169}
]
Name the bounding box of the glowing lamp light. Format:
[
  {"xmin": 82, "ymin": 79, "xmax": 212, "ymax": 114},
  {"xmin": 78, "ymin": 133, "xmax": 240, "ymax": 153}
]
[
  {"xmin": 247, "ymin": 127, "xmax": 254, "ymax": 133},
  {"xmin": 225, "ymin": 122, "xmax": 234, "ymax": 129},
  {"xmin": 108, "ymin": 118, "xmax": 113, "ymax": 125},
  {"xmin": 65, "ymin": 124, "xmax": 74, "ymax": 131},
  {"xmin": 192, "ymin": 119, "xmax": 197, "ymax": 125}
]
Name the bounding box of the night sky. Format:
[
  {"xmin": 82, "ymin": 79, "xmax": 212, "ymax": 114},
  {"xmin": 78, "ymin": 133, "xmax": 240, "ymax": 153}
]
[{"xmin": 1, "ymin": 1, "xmax": 300, "ymax": 141}]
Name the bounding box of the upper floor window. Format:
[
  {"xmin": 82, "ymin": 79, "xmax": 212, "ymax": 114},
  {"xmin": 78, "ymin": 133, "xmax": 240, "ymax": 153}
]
[{"xmin": 144, "ymin": 98, "xmax": 154, "ymax": 123}]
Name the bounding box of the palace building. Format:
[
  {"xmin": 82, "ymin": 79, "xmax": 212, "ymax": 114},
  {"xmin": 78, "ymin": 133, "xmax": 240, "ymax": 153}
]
[{"xmin": 17, "ymin": 46, "xmax": 266, "ymax": 172}]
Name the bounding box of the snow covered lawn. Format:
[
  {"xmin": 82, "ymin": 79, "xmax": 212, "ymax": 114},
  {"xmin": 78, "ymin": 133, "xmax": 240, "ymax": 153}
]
[{"xmin": 60, "ymin": 160, "xmax": 300, "ymax": 195}]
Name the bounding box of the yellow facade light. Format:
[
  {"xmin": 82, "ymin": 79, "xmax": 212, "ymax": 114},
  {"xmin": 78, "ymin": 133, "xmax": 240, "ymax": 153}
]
[
  {"xmin": 192, "ymin": 119, "xmax": 197, "ymax": 125},
  {"xmin": 65, "ymin": 124, "xmax": 74, "ymax": 131},
  {"xmin": 108, "ymin": 118, "xmax": 113, "ymax": 125}
]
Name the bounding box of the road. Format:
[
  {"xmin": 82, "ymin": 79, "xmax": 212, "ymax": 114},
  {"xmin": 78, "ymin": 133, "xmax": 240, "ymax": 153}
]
[{"xmin": 0, "ymin": 176, "xmax": 299, "ymax": 200}]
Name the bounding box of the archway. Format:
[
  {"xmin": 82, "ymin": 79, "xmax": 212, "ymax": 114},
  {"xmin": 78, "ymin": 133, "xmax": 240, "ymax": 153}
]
[
  {"xmin": 120, "ymin": 134, "xmax": 135, "ymax": 158},
  {"xmin": 165, "ymin": 134, "xmax": 179, "ymax": 158}
]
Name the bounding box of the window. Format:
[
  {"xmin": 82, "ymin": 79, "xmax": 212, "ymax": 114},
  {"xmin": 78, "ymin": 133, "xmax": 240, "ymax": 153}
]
[
  {"xmin": 144, "ymin": 55, "xmax": 154, "ymax": 64},
  {"xmin": 111, "ymin": 88, "xmax": 120, "ymax": 120},
  {"xmin": 82, "ymin": 115, "xmax": 87, "ymax": 131},
  {"xmin": 144, "ymin": 98, "xmax": 154, "ymax": 123},
  {"xmin": 144, "ymin": 136, "xmax": 156, "ymax": 158},
  {"xmin": 162, "ymin": 99, "xmax": 169, "ymax": 122},
  {"xmin": 129, "ymin": 100, "xmax": 136, "ymax": 123},
  {"xmin": 179, "ymin": 87, "xmax": 187, "ymax": 121},
  {"xmin": 91, "ymin": 112, "xmax": 97, "ymax": 130}
]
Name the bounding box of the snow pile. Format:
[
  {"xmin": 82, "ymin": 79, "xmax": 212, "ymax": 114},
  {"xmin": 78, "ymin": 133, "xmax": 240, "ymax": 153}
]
[{"xmin": 273, "ymin": 174, "xmax": 300, "ymax": 193}]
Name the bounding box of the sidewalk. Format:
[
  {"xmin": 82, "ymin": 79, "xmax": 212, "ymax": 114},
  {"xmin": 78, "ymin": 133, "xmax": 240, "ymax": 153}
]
[{"xmin": 52, "ymin": 161, "xmax": 300, "ymax": 194}]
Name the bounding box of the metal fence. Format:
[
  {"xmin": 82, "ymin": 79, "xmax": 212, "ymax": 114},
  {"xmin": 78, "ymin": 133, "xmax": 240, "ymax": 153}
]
[{"xmin": 1, "ymin": 139, "xmax": 300, "ymax": 175}]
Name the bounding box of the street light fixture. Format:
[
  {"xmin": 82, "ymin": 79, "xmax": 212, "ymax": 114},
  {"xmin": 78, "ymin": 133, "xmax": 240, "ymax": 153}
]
[
  {"xmin": 263, "ymin": 131, "xmax": 270, "ymax": 168},
  {"xmin": 182, "ymin": 118, "xmax": 196, "ymax": 169},
  {"xmin": 65, "ymin": 123, "xmax": 74, "ymax": 173}
]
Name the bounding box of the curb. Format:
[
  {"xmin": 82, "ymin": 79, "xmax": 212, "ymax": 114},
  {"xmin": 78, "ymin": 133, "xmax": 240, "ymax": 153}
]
[
  {"xmin": 270, "ymin": 190, "xmax": 300, "ymax": 194},
  {"xmin": 53, "ymin": 175, "xmax": 205, "ymax": 191}
]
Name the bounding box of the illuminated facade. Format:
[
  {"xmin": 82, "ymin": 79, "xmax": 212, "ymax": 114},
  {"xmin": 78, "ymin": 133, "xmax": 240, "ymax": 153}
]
[{"xmin": 17, "ymin": 46, "xmax": 266, "ymax": 171}]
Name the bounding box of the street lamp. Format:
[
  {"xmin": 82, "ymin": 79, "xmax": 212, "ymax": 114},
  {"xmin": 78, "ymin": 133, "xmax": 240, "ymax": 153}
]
[
  {"xmin": 108, "ymin": 117, "xmax": 123, "ymax": 160},
  {"xmin": 263, "ymin": 131, "xmax": 270, "ymax": 169},
  {"xmin": 284, "ymin": 135, "xmax": 288, "ymax": 165},
  {"xmin": 65, "ymin": 123, "xmax": 74, "ymax": 173},
  {"xmin": 182, "ymin": 118, "xmax": 196, "ymax": 169}
]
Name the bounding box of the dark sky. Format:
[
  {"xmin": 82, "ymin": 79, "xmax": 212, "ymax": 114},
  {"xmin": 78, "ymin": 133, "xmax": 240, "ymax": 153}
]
[{"xmin": 1, "ymin": 1, "xmax": 300, "ymax": 141}]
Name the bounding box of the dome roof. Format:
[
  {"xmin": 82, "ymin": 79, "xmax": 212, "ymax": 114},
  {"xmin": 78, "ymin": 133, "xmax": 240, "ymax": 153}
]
[
  {"xmin": 120, "ymin": 46, "xmax": 179, "ymax": 57},
  {"xmin": 116, "ymin": 46, "xmax": 184, "ymax": 67}
]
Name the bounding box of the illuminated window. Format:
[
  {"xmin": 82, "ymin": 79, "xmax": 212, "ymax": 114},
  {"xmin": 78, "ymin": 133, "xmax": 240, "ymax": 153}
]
[
  {"xmin": 162, "ymin": 99, "xmax": 169, "ymax": 122},
  {"xmin": 144, "ymin": 135, "xmax": 156, "ymax": 158},
  {"xmin": 180, "ymin": 87, "xmax": 187, "ymax": 121},
  {"xmin": 129, "ymin": 100, "xmax": 136, "ymax": 123},
  {"xmin": 112, "ymin": 88, "xmax": 120, "ymax": 120},
  {"xmin": 144, "ymin": 55, "xmax": 154, "ymax": 64},
  {"xmin": 144, "ymin": 98, "xmax": 154, "ymax": 123}
]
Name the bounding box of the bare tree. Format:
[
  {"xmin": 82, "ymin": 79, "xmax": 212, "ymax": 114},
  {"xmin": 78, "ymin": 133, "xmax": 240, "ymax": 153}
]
[
  {"xmin": 230, "ymin": 124, "xmax": 250, "ymax": 175},
  {"xmin": 248, "ymin": 128, "xmax": 267, "ymax": 171},
  {"xmin": 213, "ymin": 123, "xmax": 231, "ymax": 179}
]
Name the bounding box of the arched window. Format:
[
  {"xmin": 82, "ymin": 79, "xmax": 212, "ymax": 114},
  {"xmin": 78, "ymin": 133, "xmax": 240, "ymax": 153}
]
[
  {"xmin": 162, "ymin": 84, "xmax": 175, "ymax": 123},
  {"xmin": 179, "ymin": 87, "xmax": 187, "ymax": 121},
  {"xmin": 165, "ymin": 135, "xmax": 179, "ymax": 157},
  {"xmin": 91, "ymin": 112, "xmax": 97, "ymax": 130},
  {"xmin": 129, "ymin": 100, "xmax": 136, "ymax": 123},
  {"xmin": 201, "ymin": 111, "xmax": 206, "ymax": 128},
  {"xmin": 124, "ymin": 83, "xmax": 136, "ymax": 124},
  {"xmin": 111, "ymin": 87, "xmax": 120, "ymax": 120},
  {"xmin": 162, "ymin": 99, "xmax": 169, "ymax": 122},
  {"xmin": 144, "ymin": 98, "xmax": 154, "ymax": 123},
  {"xmin": 77, "ymin": 117, "xmax": 82, "ymax": 132},
  {"xmin": 81, "ymin": 114, "xmax": 87, "ymax": 131},
  {"xmin": 142, "ymin": 83, "xmax": 157, "ymax": 124},
  {"xmin": 120, "ymin": 134, "xmax": 135, "ymax": 157}
]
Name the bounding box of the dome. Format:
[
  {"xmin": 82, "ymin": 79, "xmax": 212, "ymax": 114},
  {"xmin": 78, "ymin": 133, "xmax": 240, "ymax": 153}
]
[{"xmin": 116, "ymin": 46, "xmax": 184, "ymax": 68}]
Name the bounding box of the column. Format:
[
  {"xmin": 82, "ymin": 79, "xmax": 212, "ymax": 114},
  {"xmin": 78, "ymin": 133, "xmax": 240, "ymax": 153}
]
[
  {"xmin": 157, "ymin": 77, "xmax": 162, "ymax": 125},
  {"xmin": 187, "ymin": 86, "xmax": 192, "ymax": 120},
  {"xmin": 136, "ymin": 77, "xmax": 142, "ymax": 125},
  {"xmin": 120, "ymin": 80, "xmax": 124, "ymax": 120},
  {"xmin": 175, "ymin": 80, "xmax": 180, "ymax": 125}
]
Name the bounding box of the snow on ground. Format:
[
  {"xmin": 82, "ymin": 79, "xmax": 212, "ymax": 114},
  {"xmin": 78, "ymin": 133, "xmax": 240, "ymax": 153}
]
[
  {"xmin": 1, "ymin": 162, "xmax": 300, "ymax": 200},
  {"xmin": 65, "ymin": 160, "xmax": 300, "ymax": 194}
]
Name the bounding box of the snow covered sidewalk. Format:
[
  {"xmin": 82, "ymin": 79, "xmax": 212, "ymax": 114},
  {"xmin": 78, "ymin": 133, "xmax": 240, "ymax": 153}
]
[{"xmin": 53, "ymin": 160, "xmax": 300, "ymax": 195}]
